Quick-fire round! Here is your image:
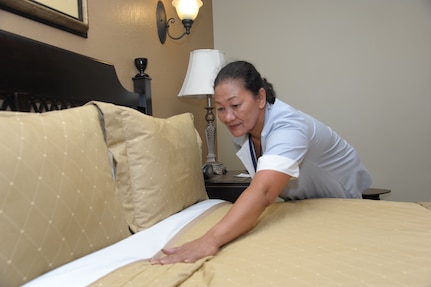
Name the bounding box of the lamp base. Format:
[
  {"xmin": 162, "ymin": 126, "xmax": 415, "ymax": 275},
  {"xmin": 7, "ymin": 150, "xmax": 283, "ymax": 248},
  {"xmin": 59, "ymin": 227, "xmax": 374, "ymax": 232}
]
[
  {"xmin": 203, "ymin": 95, "xmax": 226, "ymax": 175},
  {"xmin": 206, "ymin": 161, "xmax": 226, "ymax": 175}
]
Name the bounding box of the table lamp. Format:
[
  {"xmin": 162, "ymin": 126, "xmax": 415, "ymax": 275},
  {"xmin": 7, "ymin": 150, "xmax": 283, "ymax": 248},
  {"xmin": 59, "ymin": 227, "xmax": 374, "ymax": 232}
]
[{"xmin": 178, "ymin": 49, "xmax": 226, "ymax": 174}]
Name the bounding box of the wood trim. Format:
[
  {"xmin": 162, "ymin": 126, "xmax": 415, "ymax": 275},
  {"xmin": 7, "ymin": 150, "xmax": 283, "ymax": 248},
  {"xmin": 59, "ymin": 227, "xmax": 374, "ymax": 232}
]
[{"xmin": 0, "ymin": 0, "xmax": 88, "ymax": 37}]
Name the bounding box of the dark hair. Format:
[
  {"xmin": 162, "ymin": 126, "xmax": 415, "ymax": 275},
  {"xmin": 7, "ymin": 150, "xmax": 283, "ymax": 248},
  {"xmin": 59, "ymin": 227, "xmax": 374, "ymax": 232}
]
[{"xmin": 214, "ymin": 60, "xmax": 276, "ymax": 104}]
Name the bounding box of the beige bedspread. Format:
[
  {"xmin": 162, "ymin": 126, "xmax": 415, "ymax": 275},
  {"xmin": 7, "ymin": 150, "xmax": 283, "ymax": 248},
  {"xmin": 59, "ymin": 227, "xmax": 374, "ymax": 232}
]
[{"xmin": 91, "ymin": 199, "xmax": 431, "ymax": 287}]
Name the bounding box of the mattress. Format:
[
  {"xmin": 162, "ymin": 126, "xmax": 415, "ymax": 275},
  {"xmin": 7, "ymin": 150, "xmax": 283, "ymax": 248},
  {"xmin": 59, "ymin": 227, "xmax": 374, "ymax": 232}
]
[{"xmin": 24, "ymin": 198, "xmax": 431, "ymax": 287}]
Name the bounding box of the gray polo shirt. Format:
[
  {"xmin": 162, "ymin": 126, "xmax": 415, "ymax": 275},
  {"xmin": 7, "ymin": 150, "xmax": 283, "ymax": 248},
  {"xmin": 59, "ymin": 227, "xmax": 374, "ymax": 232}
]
[{"xmin": 232, "ymin": 99, "xmax": 372, "ymax": 200}]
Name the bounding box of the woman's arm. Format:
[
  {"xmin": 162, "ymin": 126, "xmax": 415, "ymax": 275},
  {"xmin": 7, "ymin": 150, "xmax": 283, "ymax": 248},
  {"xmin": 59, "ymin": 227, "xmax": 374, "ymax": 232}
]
[{"xmin": 150, "ymin": 170, "xmax": 291, "ymax": 264}]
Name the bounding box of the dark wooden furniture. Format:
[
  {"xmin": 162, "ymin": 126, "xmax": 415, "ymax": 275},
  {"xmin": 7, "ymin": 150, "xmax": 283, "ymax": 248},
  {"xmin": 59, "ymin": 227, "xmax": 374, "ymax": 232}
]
[
  {"xmin": 132, "ymin": 57, "xmax": 152, "ymax": 115},
  {"xmin": 0, "ymin": 29, "xmax": 146, "ymax": 112},
  {"xmin": 133, "ymin": 74, "xmax": 152, "ymax": 115},
  {"xmin": 362, "ymin": 188, "xmax": 392, "ymax": 200},
  {"xmin": 205, "ymin": 170, "xmax": 391, "ymax": 202},
  {"xmin": 205, "ymin": 170, "xmax": 251, "ymax": 203}
]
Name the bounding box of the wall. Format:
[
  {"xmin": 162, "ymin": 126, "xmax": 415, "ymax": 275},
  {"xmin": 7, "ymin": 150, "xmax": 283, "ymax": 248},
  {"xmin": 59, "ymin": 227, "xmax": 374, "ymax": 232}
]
[
  {"xmin": 213, "ymin": 0, "xmax": 431, "ymax": 202},
  {"xmin": 0, "ymin": 0, "xmax": 214, "ymax": 158}
]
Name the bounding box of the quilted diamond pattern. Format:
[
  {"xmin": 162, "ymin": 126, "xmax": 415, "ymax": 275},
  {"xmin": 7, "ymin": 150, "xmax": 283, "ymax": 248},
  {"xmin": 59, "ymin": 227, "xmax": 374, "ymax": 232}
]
[
  {"xmin": 91, "ymin": 101, "xmax": 208, "ymax": 232},
  {"xmin": 0, "ymin": 105, "xmax": 129, "ymax": 286}
]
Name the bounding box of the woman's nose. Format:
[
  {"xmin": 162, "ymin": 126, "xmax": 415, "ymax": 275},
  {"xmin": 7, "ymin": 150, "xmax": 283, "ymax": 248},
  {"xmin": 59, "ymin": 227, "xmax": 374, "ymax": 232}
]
[{"xmin": 221, "ymin": 109, "xmax": 235, "ymax": 123}]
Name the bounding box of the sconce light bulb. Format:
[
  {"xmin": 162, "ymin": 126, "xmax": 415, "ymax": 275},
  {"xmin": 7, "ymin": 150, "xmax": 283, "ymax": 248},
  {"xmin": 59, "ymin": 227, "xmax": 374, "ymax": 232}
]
[{"xmin": 172, "ymin": 0, "xmax": 203, "ymax": 20}]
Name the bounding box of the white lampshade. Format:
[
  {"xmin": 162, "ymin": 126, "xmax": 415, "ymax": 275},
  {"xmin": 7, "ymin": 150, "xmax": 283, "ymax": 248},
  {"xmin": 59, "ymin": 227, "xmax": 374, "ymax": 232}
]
[
  {"xmin": 172, "ymin": 0, "xmax": 203, "ymax": 20},
  {"xmin": 178, "ymin": 49, "xmax": 225, "ymax": 98}
]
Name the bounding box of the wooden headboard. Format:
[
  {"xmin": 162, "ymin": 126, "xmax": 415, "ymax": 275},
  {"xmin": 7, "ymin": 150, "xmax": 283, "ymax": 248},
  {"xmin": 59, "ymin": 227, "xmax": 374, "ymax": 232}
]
[{"xmin": 0, "ymin": 29, "xmax": 144, "ymax": 112}]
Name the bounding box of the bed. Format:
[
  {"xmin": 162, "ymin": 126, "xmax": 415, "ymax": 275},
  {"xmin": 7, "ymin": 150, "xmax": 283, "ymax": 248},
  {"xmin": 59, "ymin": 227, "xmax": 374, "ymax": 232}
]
[{"xmin": 1, "ymin": 29, "xmax": 431, "ymax": 287}]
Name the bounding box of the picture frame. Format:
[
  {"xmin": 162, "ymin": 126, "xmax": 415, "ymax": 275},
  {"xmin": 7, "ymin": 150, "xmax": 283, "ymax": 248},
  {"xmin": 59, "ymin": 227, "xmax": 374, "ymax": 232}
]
[{"xmin": 0, "ymin": 0, "xmax": 89, "ymax": 38}]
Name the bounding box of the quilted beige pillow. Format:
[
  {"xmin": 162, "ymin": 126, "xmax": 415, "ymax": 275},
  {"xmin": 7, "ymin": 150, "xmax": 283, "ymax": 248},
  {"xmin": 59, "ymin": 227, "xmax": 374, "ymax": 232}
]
[
  {"xmin": 91, "ymin": 101, "xmax": 208, "ymax": 232},
  {"xmin": 0, "ymin": 106, "xmax": 129, "ymax": 287}
]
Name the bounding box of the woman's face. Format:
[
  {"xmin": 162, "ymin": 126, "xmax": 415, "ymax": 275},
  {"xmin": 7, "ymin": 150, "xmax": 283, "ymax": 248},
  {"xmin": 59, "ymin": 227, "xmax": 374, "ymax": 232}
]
[{"xmin": 214, "ymin": 79, "xmax": 266, "ymax": 138}]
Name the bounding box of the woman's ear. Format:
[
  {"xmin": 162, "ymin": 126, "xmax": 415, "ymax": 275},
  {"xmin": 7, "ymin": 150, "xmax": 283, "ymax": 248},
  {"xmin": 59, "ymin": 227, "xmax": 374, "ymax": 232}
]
[{"xmin": 258, "ymin": 88, "xmax": 266, "ymax": 109}]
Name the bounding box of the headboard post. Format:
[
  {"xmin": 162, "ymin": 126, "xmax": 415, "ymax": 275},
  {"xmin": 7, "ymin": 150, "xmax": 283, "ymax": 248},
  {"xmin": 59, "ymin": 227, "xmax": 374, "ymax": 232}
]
[
  {"xmin": 132, "ymin": 57, "xmax": 152, "ymax": 115},
  {"xmin": 133, "ymin": 75, "xmax": 152, "ymax": 115}
]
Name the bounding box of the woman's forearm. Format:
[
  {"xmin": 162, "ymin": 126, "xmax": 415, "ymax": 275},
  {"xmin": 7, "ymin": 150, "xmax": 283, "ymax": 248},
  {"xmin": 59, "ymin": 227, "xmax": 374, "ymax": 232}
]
[
  {"xmin": 151, "ymin": 170, "xmax": 290, "ymax": 265},
  {"xmin": 202, "ymin": 170, "xmax": 290, "ymax": 248},
  {"xmin": 203, "ymin": 187, "xmax": 269, "ymax": 248}
]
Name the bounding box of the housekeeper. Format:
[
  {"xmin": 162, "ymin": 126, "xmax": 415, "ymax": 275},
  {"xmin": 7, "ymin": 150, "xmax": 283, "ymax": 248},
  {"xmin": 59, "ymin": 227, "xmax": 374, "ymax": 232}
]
[{"xmin": 151, "ymin": 60, "xmax": 372, "ymax": 265}]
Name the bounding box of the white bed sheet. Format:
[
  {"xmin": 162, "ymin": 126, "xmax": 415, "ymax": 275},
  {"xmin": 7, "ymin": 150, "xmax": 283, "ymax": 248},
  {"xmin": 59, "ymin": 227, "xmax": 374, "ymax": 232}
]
[{"xmin": 23, "ymin": 199, "xmax": 225, "ymax": 287}]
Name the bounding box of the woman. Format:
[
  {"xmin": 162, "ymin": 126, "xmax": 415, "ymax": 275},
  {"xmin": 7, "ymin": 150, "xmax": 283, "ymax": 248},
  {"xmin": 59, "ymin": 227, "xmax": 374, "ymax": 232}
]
[{"xmin": 151, "ymin": 60, "xmax": 372, "ymax": 264}]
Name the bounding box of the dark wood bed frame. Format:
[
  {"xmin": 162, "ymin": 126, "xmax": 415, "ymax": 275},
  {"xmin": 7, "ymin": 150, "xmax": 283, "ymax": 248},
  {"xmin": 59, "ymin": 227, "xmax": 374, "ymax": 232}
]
[{"xmin": 0, "ymin": 29, "xmax": 149, "ymax": 113}]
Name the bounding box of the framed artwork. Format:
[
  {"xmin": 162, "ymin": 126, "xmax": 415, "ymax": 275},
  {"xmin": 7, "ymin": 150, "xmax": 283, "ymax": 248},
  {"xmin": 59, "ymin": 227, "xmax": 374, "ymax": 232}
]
[{"xmin": 0, "ymin": 0, "xmax": 89, "ymax": 37}]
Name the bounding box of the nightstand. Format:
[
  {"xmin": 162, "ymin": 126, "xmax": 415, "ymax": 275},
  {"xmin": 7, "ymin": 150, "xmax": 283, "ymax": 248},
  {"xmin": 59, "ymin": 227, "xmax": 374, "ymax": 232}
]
[
  {"xmin": 204, "ymin": 170, "xmax": 391, "ymax": 202},
  {"xmin": 205, "ymin": 170, "xmax": 251, "ymax": 202},
  {"xmin": 362, "ymin": 188, "xmax": 391, "ymax": 200}
]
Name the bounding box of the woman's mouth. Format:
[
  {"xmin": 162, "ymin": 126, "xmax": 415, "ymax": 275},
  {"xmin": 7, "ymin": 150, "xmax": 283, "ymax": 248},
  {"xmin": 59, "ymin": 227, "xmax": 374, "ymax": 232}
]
[
  {"xmin": 228, "ymin": 123, "xmax": 241, "ymax": 129},
  {"xmin": 227, "ymin": 123, "xmax": 243, "ymax": 134}
]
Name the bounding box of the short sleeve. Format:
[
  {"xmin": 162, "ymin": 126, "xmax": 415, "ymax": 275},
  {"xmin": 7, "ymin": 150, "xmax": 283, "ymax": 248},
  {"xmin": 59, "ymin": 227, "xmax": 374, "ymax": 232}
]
[
  {"xmin": 257, "ymin": 154, "xmax": 300, "ymax": 178},
  {"xmin": 256, "ymin": 101, "xmax": 312, "ymax": 177}
]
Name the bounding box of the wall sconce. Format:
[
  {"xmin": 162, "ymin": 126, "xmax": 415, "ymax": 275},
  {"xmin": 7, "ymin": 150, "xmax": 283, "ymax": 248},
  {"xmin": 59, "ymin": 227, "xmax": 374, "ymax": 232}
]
[{"xmin": 156, "ymin": 0, "xmax": 203, "ymax": 44}]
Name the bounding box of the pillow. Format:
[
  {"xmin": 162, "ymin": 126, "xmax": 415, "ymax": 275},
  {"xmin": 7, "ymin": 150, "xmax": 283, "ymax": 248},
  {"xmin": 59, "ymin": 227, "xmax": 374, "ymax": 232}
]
[
  {"xmin": 0, "ymin": 105, "xmax": 130, "ymax": 287},
  {"xmin": 91, "ymin": 101, "xmax": 208, "ymax": 232}
]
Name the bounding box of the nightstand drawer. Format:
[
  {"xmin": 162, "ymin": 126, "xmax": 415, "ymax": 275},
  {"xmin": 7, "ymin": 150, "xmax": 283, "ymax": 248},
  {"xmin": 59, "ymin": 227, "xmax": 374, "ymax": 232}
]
[
  {"xmin": 205, "ymin": 170, "xmax": 251, "ymax": 202},
  {"xmin": 362, "ymin": 188, "xmax": 391, "ymax": 200},
  {"xmin": 205, "ymin": 184, "xmax": 249, "ymax": 202}
]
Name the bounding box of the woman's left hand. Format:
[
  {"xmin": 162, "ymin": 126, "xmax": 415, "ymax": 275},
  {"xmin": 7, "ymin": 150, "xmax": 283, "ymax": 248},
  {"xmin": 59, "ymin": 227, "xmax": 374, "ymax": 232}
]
[{"xmin": 150, "ymin": 236, "xmax": 219, "ymax": 264}]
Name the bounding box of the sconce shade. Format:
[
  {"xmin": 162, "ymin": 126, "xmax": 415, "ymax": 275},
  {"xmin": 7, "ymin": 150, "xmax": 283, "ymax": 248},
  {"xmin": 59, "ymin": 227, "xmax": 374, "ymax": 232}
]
[
  {"xmin": 172, "ymin": 0, "xmax": 203, "ymax": 20},
  {"xmin": 178, "ymin": 49, "xmax": 225, "ymax": 98},
  {"xmin": 156, "ymin": 0, "xmax": 202, "ymax": 44}
]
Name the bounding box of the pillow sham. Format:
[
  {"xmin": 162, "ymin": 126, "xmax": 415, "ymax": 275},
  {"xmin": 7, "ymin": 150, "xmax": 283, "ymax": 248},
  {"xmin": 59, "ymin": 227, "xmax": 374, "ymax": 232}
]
[
  {"xmin": 0, "ymin": 105, "xmax": 129, "ymax": 287},
  {"xmin": 91, "ymin": 101, "xmax": 208, "ymax": 232}
]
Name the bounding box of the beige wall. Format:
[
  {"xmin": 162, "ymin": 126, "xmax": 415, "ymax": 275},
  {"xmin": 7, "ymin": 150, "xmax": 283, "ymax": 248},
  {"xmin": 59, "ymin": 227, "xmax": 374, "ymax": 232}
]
[
  {"xmin": 213, "ymin": 0, "xmax": 431, "ymax": 202},
  {"xmin": 0, "ymin": 0, "xmax": 214, "ymax": 159}
]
